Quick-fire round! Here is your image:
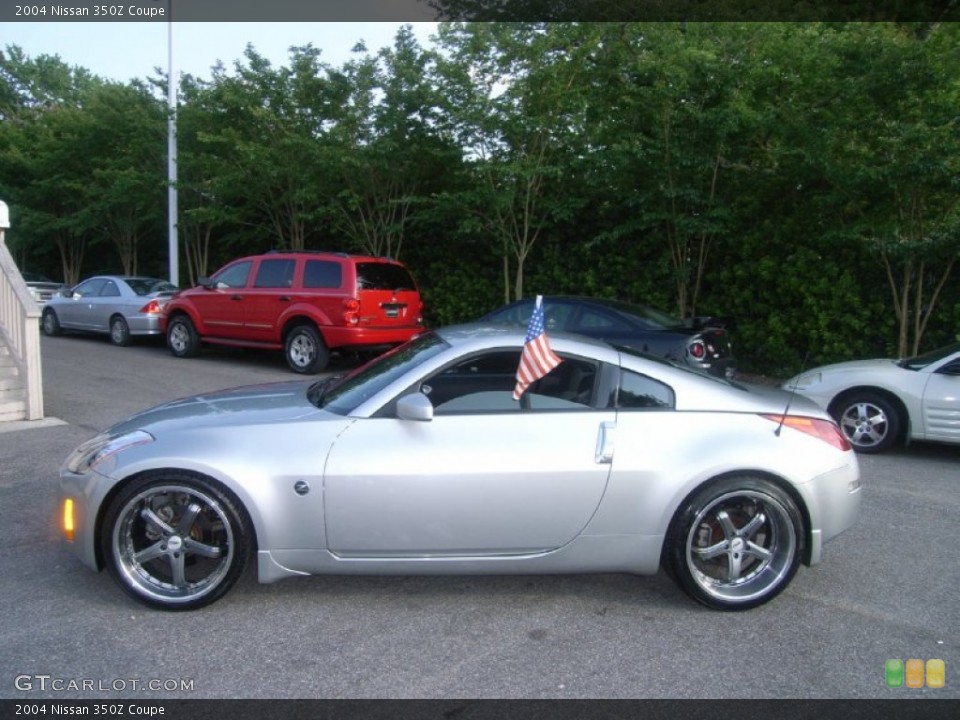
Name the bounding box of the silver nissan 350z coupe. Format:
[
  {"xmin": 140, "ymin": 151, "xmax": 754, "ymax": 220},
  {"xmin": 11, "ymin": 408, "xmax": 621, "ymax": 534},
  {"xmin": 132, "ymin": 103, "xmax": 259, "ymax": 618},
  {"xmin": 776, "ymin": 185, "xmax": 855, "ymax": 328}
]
[{"xmin": 59, "ymin": 324, "xmax": 861, "ymax": 611}]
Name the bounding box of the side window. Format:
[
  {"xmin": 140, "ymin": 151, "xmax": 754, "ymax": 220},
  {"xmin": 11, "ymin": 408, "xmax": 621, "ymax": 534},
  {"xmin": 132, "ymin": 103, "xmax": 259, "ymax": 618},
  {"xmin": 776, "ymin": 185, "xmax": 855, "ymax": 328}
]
[
  {"xmin": 424, "ymin": 351, "xmax": 521, "ymax": 413},
  {"xmin": 254, "ymin": 259, "xmax": 295, "ymax": 288},
  {"xmin": 212, "ymin": 261, "xmax": 252, "ymax": 290},
  {"xmin": 421, "ymin": 351, "xmax": 598, "ymax": 414},
  {"xmin": 617, "ymin": 369, "xmax": 675, "ymax": 410},
  {"xmin": 304, "ymin": 260, "xmax": 343, "ymax": 289},
  {"xmin": 570, "ymin": 307, "xmax": 631, "ymax": 333},
  {"xmin": 526, "ymin": 357, "xmax": 598, "ymax": 409},
  {"xmin": 100, "ymin": 280, "xmax": 121, "ymax": 297},
  {"xmin": 75, "ymin": 279, "xmax": 106, "ymax": 297}
]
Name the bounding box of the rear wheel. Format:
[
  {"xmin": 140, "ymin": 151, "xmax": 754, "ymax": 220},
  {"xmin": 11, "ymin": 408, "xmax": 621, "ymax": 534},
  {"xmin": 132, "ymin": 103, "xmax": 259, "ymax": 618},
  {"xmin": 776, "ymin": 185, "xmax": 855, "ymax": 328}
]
[
  {"xmin": 284, "ymin": 324, "xmax": 329, "ymax": 374},
  {"xmin": 109, "ymin": 315, "xmax": 131, "ymax": 346},
  {"xmin": 831, "ymin": 392, "xmax": 900, "ymax": 454},
  {"xmin": 100, "ymin": 472, "xmax": 252, "ymax": 611},
  {"xmin": 167, "ymin": 315, "xmax": 200, "ymax": 358},
  {"xmin": 666, "ymin": 476, "xmax": 803, "ymax": 611},
  {"xmin": 41, "ymin": 309, "xmax": 61, "ymax": 336}
]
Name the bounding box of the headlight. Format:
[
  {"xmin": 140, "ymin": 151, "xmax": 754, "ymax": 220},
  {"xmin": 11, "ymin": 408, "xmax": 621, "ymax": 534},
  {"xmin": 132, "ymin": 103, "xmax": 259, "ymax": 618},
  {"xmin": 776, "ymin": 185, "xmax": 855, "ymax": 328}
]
[{"xmin": 64, "ymin": 430, "xmax": 154, "ymax": 474}]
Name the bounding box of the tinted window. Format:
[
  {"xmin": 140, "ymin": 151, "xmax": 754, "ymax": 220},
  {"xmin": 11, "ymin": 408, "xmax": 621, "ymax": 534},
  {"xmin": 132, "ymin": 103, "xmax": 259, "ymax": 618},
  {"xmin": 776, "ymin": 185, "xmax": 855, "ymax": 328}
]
[
  {"xmin": 304, "ymin": 260, "xmax": 343, "ymax": 289},
  {"xmin": 487, "ymin": 300, "xmax": 574, "ymax": 332},
  {"xmin": 213, "ymin": 261, "xmax": 252, "ymax": 289},
  {"xmin": 570, "ymin": 307, "xmax": 632, "ymax": 333},
  {"xmin": 126, "ymin": 278, "xmax": 174, "ymax": 296},
  {"xmin": 254, "ymin": 259, "xmax": 296, "ymax": 288},
  {"xmin": 617, "ymin": 369, "xmax": 675, "ymax": 409},
  {"xmin": 356, "ymin": 263, "xmax": 416, "ymax": 291}
]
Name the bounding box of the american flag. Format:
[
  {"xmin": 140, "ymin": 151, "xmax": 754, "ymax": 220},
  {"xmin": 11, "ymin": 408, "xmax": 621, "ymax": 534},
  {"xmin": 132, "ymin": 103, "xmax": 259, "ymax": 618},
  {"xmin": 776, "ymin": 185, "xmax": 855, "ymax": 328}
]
[{"xmin": 513, "ymin": 295, "xmax": 562, "ymax": 400}]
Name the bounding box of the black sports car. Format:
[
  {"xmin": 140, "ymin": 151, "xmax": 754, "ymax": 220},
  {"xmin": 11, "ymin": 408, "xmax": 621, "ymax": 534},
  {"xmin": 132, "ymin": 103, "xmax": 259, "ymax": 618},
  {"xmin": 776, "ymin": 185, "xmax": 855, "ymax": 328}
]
[{"xmin": 481, "ymin": 296, "xmax": 735, "ymax": 378}]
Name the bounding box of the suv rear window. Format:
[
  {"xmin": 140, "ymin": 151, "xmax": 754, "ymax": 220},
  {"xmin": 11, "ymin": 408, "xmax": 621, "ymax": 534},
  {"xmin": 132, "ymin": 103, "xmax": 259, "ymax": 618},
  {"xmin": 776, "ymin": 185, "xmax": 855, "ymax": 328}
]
[
  {"xmin": 357, "ymin": 263, "xmax": 416, "ymax": 291},
  {"xmin": 304, "ymin": 260, "xmax": 343, "ymax": 289}
]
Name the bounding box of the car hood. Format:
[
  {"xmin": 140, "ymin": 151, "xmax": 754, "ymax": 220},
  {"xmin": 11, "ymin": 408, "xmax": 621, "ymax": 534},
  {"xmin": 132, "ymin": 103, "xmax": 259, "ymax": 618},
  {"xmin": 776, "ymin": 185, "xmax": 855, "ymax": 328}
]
[
  {"xmin": 787, "ymin": 358, "xmax": 900, "ymax": 385},
  {"xmin": 107, "ymin": 380, "xmax": 324, "ymax": 436}
]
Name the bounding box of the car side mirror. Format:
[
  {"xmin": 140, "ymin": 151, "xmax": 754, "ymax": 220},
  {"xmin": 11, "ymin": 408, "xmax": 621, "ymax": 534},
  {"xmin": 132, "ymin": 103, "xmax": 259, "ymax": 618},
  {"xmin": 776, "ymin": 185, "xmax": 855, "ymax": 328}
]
[
  {"xmin": 396, "ymin": 392, "xmax": 433, "ymax": 422},
  {"xmin": 197, "ymin": 276, "xmax": 213, "ymax": 289}
]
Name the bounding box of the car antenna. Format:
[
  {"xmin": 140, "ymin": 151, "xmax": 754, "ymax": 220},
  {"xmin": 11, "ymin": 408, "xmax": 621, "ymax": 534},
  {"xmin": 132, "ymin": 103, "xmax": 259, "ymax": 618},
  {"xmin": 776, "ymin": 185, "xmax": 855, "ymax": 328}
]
[{"xmin": 776, "ymin": 351, "xmax": 810, "ymax": 437}]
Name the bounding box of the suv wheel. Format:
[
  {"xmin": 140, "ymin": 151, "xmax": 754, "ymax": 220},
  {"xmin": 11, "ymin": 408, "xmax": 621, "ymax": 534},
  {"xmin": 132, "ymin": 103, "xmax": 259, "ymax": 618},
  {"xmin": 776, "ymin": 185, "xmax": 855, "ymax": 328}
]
[
  {"xmin": 167, "ymin": 315, "xmax": 200, "ymax": 358},
  {"xmin": 285, "ymin": 324, "xmax": 329, "ymax": 374}
]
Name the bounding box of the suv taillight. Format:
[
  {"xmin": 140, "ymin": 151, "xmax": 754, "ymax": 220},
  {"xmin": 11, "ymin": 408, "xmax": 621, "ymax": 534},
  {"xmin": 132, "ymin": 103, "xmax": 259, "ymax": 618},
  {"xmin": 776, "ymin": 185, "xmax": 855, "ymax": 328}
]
[{"xmin": 343, "ymin": 298, "xmax": 360, "ymax": 325}]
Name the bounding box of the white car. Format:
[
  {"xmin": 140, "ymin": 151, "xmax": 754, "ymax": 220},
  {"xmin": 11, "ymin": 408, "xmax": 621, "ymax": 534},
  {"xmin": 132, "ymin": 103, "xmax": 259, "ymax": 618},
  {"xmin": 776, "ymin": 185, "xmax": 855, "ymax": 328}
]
[{"xmin": 784, "ymin": 343, "xmax": 960, "ymax": 453}]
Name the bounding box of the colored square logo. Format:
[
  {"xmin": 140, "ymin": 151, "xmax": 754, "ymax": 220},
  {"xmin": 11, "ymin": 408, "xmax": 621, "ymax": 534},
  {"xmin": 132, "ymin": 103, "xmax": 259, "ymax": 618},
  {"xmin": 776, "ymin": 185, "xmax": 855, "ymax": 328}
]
[
  {"xmin": 905, "ymin": 659, "xmax": 925, "ymax": 688},
  {"xmin": 885, "ymin": 659, "xmax": 904, "ymax": 688},
  {"xmin": 926, "ymin": 659, "xmax": 945, "ymax": 689}
]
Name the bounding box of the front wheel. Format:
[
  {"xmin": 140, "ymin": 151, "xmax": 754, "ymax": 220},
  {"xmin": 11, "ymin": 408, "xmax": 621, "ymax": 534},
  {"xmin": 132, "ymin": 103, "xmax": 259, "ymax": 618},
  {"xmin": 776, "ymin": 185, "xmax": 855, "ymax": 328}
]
[
  {"xmin": 284, "ymin": 324, "xmax": 329, "ymax": 374},
  {"xmin": 100, "ymin": 472, "xmax": 252, "ymax": 611},
  {"xmin": 167, "ymin": 315, "xmax": 200, "ymax": 358},
  {"xmin": 41, "ymin": 309, "xmax": 61, "ymax": 336},
  {"xmin": 666, "ymin": 476, "xmax": 803, "ymax": 611},
  {"xmin": 831, "ymin": 393, "xmax": 900, "ymax": 454}
]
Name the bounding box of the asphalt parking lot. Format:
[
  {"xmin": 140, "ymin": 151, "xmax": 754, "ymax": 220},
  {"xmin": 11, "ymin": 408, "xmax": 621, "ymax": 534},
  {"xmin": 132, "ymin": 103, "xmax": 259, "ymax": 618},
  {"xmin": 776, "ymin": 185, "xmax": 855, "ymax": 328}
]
[{"xmin": 0, "ymin": 334, "xmax": 958, "ymax": 700}]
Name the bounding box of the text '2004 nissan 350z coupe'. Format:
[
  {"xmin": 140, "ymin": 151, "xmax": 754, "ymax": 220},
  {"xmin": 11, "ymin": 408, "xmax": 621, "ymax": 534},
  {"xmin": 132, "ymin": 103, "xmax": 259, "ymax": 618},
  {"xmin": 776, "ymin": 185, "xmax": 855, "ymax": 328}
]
[{"xmin": 59, "ymin": 324, "xmax": 861, "ymax": 612}]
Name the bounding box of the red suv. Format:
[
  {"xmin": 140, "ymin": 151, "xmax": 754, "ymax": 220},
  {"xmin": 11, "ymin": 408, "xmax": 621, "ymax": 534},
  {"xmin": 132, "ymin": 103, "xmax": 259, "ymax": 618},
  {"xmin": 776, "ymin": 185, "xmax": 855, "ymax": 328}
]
[{"xmin": 161, "ymin": 251, "xmax": 424, "ymax": 373}]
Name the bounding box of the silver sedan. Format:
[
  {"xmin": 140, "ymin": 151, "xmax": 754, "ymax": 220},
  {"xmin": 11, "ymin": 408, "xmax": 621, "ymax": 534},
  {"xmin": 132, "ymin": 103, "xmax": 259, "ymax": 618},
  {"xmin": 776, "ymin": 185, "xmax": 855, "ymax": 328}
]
[
  {"xmin": 41, "ymin": 275, "xmax": 178, "ymax": 346},
  {"xmin": 59, "ymin": 325, "xmax": 861, "ymax": 611}
]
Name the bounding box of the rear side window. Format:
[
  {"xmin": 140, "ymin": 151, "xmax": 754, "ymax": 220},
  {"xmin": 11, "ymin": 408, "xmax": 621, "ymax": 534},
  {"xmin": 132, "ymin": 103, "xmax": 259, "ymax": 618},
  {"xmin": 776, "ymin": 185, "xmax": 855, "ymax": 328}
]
[
  {"xmin": 617, "ymin": 369, "xmax": 675, "ymax": 409},
  {"xmin": 254, "ymin": 259, "xmax": 296, "ymax": 288},
  {"xmin": 356, "ymin": 263, "xmax": 416, "ymax": 291},
  {"xmin": 304, "ymin": 260, "xmax": 343, "ymax": 289}
]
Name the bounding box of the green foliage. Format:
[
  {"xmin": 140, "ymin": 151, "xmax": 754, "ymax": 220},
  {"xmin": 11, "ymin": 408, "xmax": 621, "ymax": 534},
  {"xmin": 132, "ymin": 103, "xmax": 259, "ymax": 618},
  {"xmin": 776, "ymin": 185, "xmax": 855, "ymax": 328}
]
[{"xmin": 3, "ymin": 23, "xmax": 959, "ymax": 376}]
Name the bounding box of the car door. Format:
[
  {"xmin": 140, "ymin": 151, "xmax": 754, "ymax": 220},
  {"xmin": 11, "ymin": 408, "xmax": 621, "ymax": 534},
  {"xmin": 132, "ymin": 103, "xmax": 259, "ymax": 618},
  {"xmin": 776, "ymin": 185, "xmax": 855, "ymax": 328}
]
[
  {"xmin": 57, "ymin": 278, "xmax": 107, "ymax": 329},
  {"xmin": 192, "ymin": 260, "xmax": 253, "ymax": 339},
  {"xmin": 85, "ymin": 278, "xmax": 123, "ymax": 332},
  {"xmin": 322, "ymin": 351, "xmax": 615, "ymax": 556},
  {"xmin": 921, "ymin": 359, "xmax": 960, "ymax": 443},
  {"xmin": 242, "ymin": 258, "xmax": 297, "ymax": 343}
]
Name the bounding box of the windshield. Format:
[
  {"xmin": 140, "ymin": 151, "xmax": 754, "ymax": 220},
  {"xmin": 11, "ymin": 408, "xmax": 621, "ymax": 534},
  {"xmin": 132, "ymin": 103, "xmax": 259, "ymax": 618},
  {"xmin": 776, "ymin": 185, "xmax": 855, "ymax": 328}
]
[
  {"xmin": 309, "ymin": 332, "xmax": 447, "ymax": 415},
  {"xmin": 899, "ymin": 342, "xmax": 960, "ymax": 371}
]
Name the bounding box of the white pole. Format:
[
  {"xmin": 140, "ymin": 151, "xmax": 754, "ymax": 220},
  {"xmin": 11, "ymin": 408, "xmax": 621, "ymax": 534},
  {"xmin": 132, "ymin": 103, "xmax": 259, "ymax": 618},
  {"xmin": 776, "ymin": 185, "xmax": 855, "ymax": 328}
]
[{"xmin": 167, "ymin": 11, "xmax": 179, "ymax": 286}]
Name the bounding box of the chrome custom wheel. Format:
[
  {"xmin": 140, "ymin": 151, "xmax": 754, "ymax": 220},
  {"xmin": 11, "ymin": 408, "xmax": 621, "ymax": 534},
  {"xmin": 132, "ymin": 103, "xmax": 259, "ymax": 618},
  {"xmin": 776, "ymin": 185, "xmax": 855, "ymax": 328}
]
[
  {"xmin": 668, "ymin": 477, "xmax": 802, "ymax": 611},
  {"xmin": 101, "ymin": 474, "xmax": 250, "ymax": 610}
]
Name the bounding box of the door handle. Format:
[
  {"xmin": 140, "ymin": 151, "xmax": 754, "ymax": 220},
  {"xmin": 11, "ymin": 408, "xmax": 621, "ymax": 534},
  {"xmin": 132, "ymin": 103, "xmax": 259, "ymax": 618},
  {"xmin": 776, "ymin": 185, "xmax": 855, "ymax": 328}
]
[
  {"xmin": 279, "ymin": 296, "xmax": 291, "ymax": 302},
  {"xmin": 595, "ymin": 421, "xmax": 615, "ymax": 464},
  {"xmin": 230, "ymin": 295, "xmax": 243, "ymax": 301}
]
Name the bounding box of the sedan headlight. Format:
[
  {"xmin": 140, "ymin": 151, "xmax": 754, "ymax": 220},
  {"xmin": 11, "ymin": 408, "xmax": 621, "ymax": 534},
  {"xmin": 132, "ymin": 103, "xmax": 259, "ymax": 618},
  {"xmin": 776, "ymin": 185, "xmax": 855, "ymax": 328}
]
[{"xmin": 64, "ymin": 430, "xmax": 154, "ymax": 474}]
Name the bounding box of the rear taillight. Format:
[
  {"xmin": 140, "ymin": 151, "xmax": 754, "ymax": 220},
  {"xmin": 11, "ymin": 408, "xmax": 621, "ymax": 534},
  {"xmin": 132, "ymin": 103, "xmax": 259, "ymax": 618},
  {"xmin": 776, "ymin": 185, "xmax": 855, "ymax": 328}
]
[
  {"xmin": 689, "ymin": 340, "xmax": 706, "ymax": 359},
  {"xmin": 343, "ymin": 298, "xmax": 360, "ymax": 325},
  {"xmin": 139, "ymin": 299, "xmax": 162, "ymax": 314},
  {"xmin": 762, "ymin": 414, "xmax": 851, "ymax": 451}
]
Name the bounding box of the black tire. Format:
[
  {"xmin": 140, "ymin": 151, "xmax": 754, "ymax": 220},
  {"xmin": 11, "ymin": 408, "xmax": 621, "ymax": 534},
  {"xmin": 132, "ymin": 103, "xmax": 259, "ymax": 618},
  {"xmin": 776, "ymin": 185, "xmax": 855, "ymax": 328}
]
[
  {"xmin": 830, "ymin": 392, "xmax": 900, "ymax": 454},
  {"xmin": 167, "ymin": 314, "xmax": 200, "ymax": 358},
  {"xmin": 41, "ymin": 309, "xmax": 61, "ymax": 336},
  {"xmin": 666, "ymin": 476, "xmax": 803, "ymax": 611},
  {"xmin": 284, "ymin": 324, "xmax": 329, "ymax": 374},
  {"xmin": 109, "ymin": 315, "xmax": 131, "ymax": 346},
  {"xmin": 100, "ymin": 472, "xmax": 252, "ymax": 611}
]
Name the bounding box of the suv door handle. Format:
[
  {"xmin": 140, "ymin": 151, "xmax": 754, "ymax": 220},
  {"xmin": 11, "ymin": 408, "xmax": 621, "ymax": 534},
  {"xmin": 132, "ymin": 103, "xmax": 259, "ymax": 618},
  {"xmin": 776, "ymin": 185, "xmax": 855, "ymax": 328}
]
[
  {"xmin": 230, "ymin": 295, "xmax": 243, "ymax": 301},
  {"xmin": 279, "ymin": 296, "xmax": 291, "ymax": 302}
]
